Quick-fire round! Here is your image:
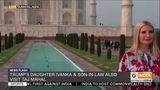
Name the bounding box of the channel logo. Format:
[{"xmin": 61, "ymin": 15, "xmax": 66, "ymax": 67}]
[{"xmin": 130, "ymin": 72, "xmax": 152, "ymax": 82}]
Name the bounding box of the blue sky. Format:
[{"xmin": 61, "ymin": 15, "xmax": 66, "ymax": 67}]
[{"xmin": 86, "ymin": 0, "xmax": 160, "ymax": 28}]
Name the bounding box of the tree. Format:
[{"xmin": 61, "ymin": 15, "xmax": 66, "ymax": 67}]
[
  {"xmin": 64, "ymin": 34, "xmax": 67, "ymax": 45},
  {"xmin": 156, "ymin": 30, "xmax": 160, "ymax": 49},
  {"xmin": 15, "ymin": 34, "xmax": 18, "ymax": 44},
  {"xmin": 80, "ymin": 33, "xmax": 85, "ymax": 50},
  {"xmin": 119, "ymin": 34, "xmax": 125, "ymax": 61},
  {"xmin": 22, "ymin": 33, "xmax": 25, "ymax": 41},
  {"xmin": 90, "ymin": 34, "xmax": 95, "ymax": 54},
  {"xmin": 107, "ymin": 48, "xmax": 112, "ymax": 60},
  {"xmin": 0, "ymin": 32, "xmax": 1, "ymax": 53},
  {"xmin": 97, "ymin": 37, "xmax": 101, "ymax": 56},
  {"xmin": 75, "ymin": 34, "xmax": 79, "ymax": 49},
  {"xmin": 9, "ymin": 33, "xmax": 13, "ymax": 48},
  {"xmin": 5, "ymin": 34, "xmax": 8, "ymax": 49},
  {"xmin": 84, "ymin": 33, "xmax": 88, "ymax": 52}
]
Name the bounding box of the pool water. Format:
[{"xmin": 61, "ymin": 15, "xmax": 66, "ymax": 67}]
[{"xmin": 7, "ymin": 41, "xmax": 103, "ymax": 90}]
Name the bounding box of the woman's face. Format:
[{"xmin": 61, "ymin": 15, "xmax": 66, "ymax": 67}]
[{"xmin": 139, "ymin": 25, "xmax": 154, "ymax": 47}]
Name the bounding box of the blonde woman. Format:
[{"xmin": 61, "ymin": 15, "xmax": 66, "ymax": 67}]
[{"xmin": 118, "ymin": 21, "xmax": 160, "ymax": 90}]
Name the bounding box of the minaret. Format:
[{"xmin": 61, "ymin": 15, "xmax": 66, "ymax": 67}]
[
  {"xmin": 0, "ymin": 0, "xmax": 4, "ymax": 25},
  {"xmin": 120, "ymin": 0, "xmax": 133, "ymax": 36},
  {"xmin": 90, "ymin": 0, "xmax": 96, "ymax": 25}
]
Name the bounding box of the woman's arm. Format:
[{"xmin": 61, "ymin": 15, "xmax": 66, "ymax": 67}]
[
  {"xmin": 119, "ymin": 86, "xmax": 128, "ymax": 90},
  {"xmin": 118, "ymin": 53, "xmax": 130, "ymax": 90}
]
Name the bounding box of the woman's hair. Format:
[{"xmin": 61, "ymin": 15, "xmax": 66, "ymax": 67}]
[{"xmin": 128, "ymin": 20, "xmax": 160, "ymax": 57}]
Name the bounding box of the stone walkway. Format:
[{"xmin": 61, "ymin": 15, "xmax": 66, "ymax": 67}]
[{"xmin": 0, "ymin": 41, "xmax": 32, "ymax": 90}]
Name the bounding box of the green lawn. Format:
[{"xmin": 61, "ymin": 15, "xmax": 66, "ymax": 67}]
[
  {"xmin": 53, "ymin": 40, "xmax": 119, "ymax": 72},
  {"xmin": 0, "ymin": 41, "xmax": 27, "ymax": 66}
]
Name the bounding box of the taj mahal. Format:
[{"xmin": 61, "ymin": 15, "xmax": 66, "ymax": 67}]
[{"xmin": 0, "ymin": 0, "xmax": 133, "ymax": 37}]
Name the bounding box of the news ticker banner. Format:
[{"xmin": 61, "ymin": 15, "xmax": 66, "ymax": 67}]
[{"xmin": 8, "ymin": 68, "xmax": 153, "ymax": 86}]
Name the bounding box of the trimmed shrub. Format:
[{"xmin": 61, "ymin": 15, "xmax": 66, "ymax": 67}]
[
  {"xmin": 84, "ymin": 33, "xmax": 88, "ymax": 52},
  {"xmin": 107, "ymin": 48, "xmax": 112, "ymax": 60},
  {"xmin": 65, "ymin": 33, "xmax": 79, "ymax": 49},
  {"xmin": 9, "ymin": 33, "xmax": 13, "ymax": 48},
  {"xmin": 55, "ymin": 33, "xmax": 65, "ymax": 43},
  {"xmin": 90, "ymin": 34, "xmax": 95, "ymax": 54},
  {"xmin": 22, "ymin": 33, "xmax": 25, "ymax": 41},
  {"xmin": 80, "ymin": 33, "xmax": 85, "ymax": 50},
  {"xmin": 67, "ymin": 34, "xmax": 71, "ymax": 46},
  {"xmin": 156, "ymin": 30, "xmax": 160, "ymax": 49},
  {"xmin": 0, "ymin": 32, "xmax": 1, "ymax": 53},
  {"xmin": 15, "ymin": 33, "xmax": 20, "ymax": 44},
  {"xmin": 5, "ymin": 34, "xmax": 9, "ymax": 49},
  {"xmin": 97, "ymin": 37, "xmax": 101, "ymax": 56},
  {"xmin": 64, "ymin": 34, "xmax": 66, "ymax": 45},
  {"xmin": 119, "ymin": 34, "xmax": 125, "ymax": 61},
  {"xmin": 75, "ymin": 34, "xmax": 79, "ymax": 49},
  {"xmin": 15, "ymin": 34, "xmax": 18, "ymax": 44}
]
